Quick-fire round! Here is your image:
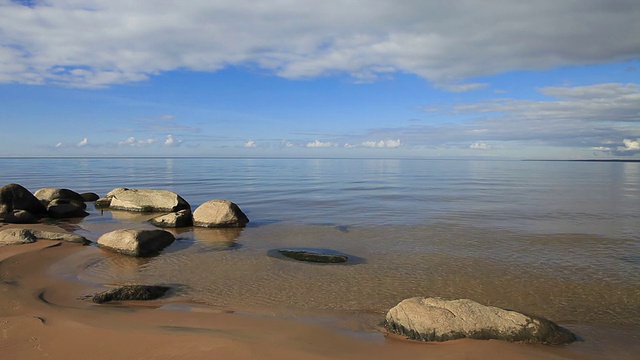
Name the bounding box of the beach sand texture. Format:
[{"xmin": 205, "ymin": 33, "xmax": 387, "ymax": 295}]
[{"xmin": 0, "ymin": 225, "xmax": 602, "ymax": 360}]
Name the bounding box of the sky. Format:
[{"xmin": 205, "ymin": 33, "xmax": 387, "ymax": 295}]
[{"xmin": 1, "ymin": 0, "xmax": 639, "ymax": 159}]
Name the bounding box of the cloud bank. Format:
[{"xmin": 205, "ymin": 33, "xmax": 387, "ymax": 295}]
[{"xmin": 1, "ymin": 0, "xmax": 638, "ymax": 88}]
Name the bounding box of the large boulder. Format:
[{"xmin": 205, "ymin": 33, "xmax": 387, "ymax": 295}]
[
  {"xmin": 149, "ymin": 209, "xmax": 193, "ymax": 228},
  {"xmin": 385, "ymin": 297, "xmax": 576, "ymax": 345},
  {"xmin": 0, "ymin": 183, "xmax": 47, "ymax": 218},
  {"xmin": 97, "ymin": 229, "xmax": 175, "ymax": 256},
  {"xmin": 96, "ymin": 188, "xmax": 190, "ymax": 212},
  {"xmin": 0, "ymin": 228, "xmax": 89, "ymax": 245},
  {"xmin": 34, "ymin": 187, "xmax": 86, "ymax": 205},
  {"xmin": 193, "ymin": 200, "xmax": 249, "ymax": 228}
]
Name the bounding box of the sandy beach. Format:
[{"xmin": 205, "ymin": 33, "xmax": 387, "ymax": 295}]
[{"xmin": 0, "ymin": 224, "xmax": 603, "ymax": 360}]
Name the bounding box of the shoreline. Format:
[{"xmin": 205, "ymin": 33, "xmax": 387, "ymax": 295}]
[{"xmin": 0, "ymin": 227, "xmax": 606, "ymax": 359}]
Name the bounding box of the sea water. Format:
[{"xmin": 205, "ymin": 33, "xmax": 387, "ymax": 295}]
[{"xmin": 1, "ymin": 157, "xmax": 639, "ymax": 355}]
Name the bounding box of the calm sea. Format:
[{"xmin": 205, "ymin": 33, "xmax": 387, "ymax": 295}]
[{"xmin": 2, "ymin": 157, "xmax": 639, "ymax": 355}]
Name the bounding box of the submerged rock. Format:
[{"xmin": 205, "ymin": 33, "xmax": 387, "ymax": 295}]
[
  {"xmin": 193, "ymin": 200, "xmax": 249, "ymax": 228},
  {"xmin": 97, "ymin": 229, "xmax": 175, "ymax": 257},
  {"xmin": 277, "ymin": 248, "xmax": 349, "ymax": 263},
  {"xmin": 92, "ymin": 285, "xmax": 171, "ymax": 304},
  {"xmin": 96, "ymin": 188, "xmax": 190, "ymax": 213},
  {"xmin": 149, "ymin": 209, "xmax": 193, "ymax": 228},
  {"xmin": 385, "ymin": 297, "xmax": 576, "ymax": 345}
]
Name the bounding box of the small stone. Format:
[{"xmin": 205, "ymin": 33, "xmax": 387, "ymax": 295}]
[{"xmin": 149, "ymin": 209, "xmax": 193, "ymax": 228}]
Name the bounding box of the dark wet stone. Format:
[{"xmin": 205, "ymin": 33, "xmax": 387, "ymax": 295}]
[
  {"xmin": 277, "ymin": 248, "xmax": 349, "ymax": 263},
  {"xmin": 80, "ymin": 192, "xmax": 100, "ymax": 201},
  {"xmin": 92, "ymin": 285, "xmax": 171, "ymax": 304}
]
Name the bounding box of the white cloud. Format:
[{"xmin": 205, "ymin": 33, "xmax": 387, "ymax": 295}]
[
  {"xmin": 164, "ymin": 134, "xmax": 181, "ymax": 147},
  {"xmin": 281, "ymin": 140, "xmax": 294, "ymax": 148},
  {"xmin": 244, "ymin": 140, "xmax": 257, "ymax": 148},
  {"xmin": 306, "ymin": 140, "xmax": 337, "ymax": 148},
  {"xmin": 77, "ymin": 137, "xmax": 89, "ymax": 147},
  {"xmin": 55, "ymin": 142, "xmax": 63, "ymax": 148},
  {"xmin": 618, "ymin": 138, "xmax": 640, "ymax": 152},
  {"xmin": 470, "ymin": 142, "xmax": 492, "ymax": 150},
  {"xmin": 361, "ymin": 139, "xmax": 401, "ymax": 148},
  {"xmin": 361, "ymin": 83, "xmax": 640, "ymax": 154},
  {"xmin": 591, "ymin": 146, "xmax": 611, "ymax": 151},
  {"xmin": 119, "ymin": 136, "xmax": 157, "ymax": 146},
  {"xmin": 1, "ymin": 1, "xmax": 638, "ymax": 88}
]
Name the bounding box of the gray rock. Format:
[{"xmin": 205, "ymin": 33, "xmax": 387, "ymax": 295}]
[
  {"xmin": 31, "ymin": 229, "xmax": 90, "ymax": 244},
  {"xmin": 97, "ymin": 229, "xmax": 175, "ymax": 256},
  {"xmin": 193, "ymin": 200, "xmax": 249, "ymax": 228},
  {"xmin": 91, "ymin": 285, "xmax": 171, "ymax": 304},
  {"xmin": 277, "ymin": 248, "xmax": 349, "ymax": 263},
  {"xmin": 5, "ymin": 210, "xmax": 39, "ymax": 224},
  {"xmin": 0, "ymin": 228, "xmax": 37, "ymax": 245},
  {"xmin": 80, "ymin": 192, "xmax": 100, "ymax": 202},
  {"xmin": 385, "ymin": 297, "xmax": 576, "ymax": 345},
  {"xmin": 97, "ymin": 188, "xmax": 190, "ymax": 212},
  {"xmin": 34, "ymin": 188, "xmax": 86, "ymax": 204},
  {"xmin": 0, "ymin": 183, "xmax": 47, "ymax": 218},
  {"xmin": 0, "ymin": 228, "xmax": 89, "ymax": 245},
  {"xmin": 149, "ymin": 209, "xmax": 193, "ymax": 228}
]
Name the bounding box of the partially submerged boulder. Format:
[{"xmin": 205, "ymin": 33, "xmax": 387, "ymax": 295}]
[
  {"xmin": 0, "ymin": 228, "xmax": 90, "ymax": 245},
  {"xmin": 92, "ymin": 285, "xmax": 171, "ymax": 304},
  {"xmin": 96, "ymin": 188, "xmax": 190, "ymax": 213},
  {"xmin": 193, "ymin": 200, "xmax": 249, "ymax": 228},
  {"xmin": 277, "ymin": 248, "xmax": 349, "ymax": 263},
  {"xmin": 97, "ymin": 229, "xmax": 175, "ymax": 256},
  {"xmin": 385, "ymin": 297, "xmax": 576, "ymax": 345},
  {"xmin": 149, "ymin": 209, "xmax": 193, "ymax": 228},
  {"xmin": 0, "ymin": 183, "xmax": 47, "ymax": 219},
  {"xmin": 47, "ymin": 199, "xmax": 89, "ymax": 219}
]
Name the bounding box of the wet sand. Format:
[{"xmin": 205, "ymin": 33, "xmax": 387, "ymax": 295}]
[{"xmin": 0, "ymin": 226, "xmax": 599, "ymax": 360}]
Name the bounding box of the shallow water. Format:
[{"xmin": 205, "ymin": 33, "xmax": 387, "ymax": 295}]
[{"xmin": 2, "ymin": 157, "xmax": 640, "ymax": 355}]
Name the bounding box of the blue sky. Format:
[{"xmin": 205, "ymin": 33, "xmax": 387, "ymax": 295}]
[{"xmin": 1, "ymin": 0, "xmax": 639, "ymax": 158}]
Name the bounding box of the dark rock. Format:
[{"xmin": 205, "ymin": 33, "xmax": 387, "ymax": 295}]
[
  {"xmin": 80, "ymin": 192, "xmax": 100, "ymax": 201},
  {"xmin": 92, "ymin": 285, "xmax": 171, "ymax": 304},
  {"xmin": 192, "ymin": 200, "xmax": 249, "ymax": 228},
  {"xmin": 5, "ymin": 210, "xmax": 39, "ymax": 224},
  {"xmin": 0, "ymin": 183, "xmax": 47, "ymax": 218},
  {"xmin": 385, "ymin": 297, "xmax": 576, "ymax": 345},
  {"xmin": 277, "ymin": 248, "xmax": 349, "ymax": 263},
  {"xmin": 47, "ymin": 199, "xmax": 89, "ymax": 219},
  {"xmin": 97, "ymin": 229, "xmax": 175, "ymax": 256},
  {"xmin": 149, "ymin": 209, "xmax": 193, "ymax": 228}
]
